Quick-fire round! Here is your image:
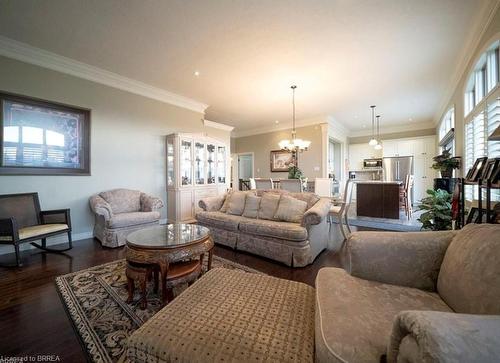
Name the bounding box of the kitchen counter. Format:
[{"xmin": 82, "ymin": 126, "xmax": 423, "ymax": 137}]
[{"xmin": 356, "ymin": 181, "xmax": 401, "ymax": 219}]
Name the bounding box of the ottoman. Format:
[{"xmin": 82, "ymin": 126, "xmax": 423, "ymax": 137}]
[{"xmin": 127, "ymin": 268, "xmax": 315, "ymax": 363}]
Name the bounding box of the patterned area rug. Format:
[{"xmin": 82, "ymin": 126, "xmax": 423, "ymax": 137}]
[{"xmin": 55, "ymin": 256, "xmax": 262, "ymax": 363}]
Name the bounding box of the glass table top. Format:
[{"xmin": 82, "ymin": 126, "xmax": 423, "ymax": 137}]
[{"xmin": 126, "ymin": 224, "xmax": 210, "ymax": 249}]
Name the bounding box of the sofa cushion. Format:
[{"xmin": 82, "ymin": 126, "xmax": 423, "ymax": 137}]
[
  {"xmin": 226, "ymin": 191, "xmax": 248, "ymax": 215},
  {"xmin": 258, "ymin": 193, "xmax": 281, "ymax": 220},
  {"xmin": 242, "ymin": 195, "xmax": 261, "ymax": 219},
  {"xmin": 100, "ymin": 189, "xmax": 141, "ymax": 214},
  {"xmin": 106, "ymin": 211, "xmax": 160, "ymax": 228},
  {"xmin": 315, "ymin": 268, "xmax": 452, "ymax": 363},
  {"xmin": 437, "ymin": 223, "xmax": 500, "ymax": 314},
  {"xmin": 239, "ymin": 218, "xmax": 308, "ymax": 241},
  {"xmin": 274, "ymin": 194, "xmax": 308, "ymax": 223},
  {"xmin": 196, "ymin": 211, "xmax": 243, "ymax": 232}
]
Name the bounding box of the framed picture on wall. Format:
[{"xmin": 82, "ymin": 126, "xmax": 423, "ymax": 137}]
[
  {"xmin": 270, "ymin": 150, "xmax": 297, "ymax": 172},
  {"xmin": 0, "ymin": 91, "xmax": 91, "ymax": 175}
]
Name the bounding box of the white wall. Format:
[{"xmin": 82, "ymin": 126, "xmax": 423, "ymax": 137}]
[{"xmin": 0, "ymin": 56, "xmax": 230, "ymax": 253}]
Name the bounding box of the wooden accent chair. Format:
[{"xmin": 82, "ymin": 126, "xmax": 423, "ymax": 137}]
[
  {"xmin": 280, "ymin": 178, "xmax": 303, "ymax": 192},
  {"xmin": 328, "ymin": 180, "xmax": 354, "ymax": 240},
  {"xmin": 0, "ymin": 192, "xmax": 72, "ymax": 267},
  {"xmin": 254, "ymin": 178, "xmax": 273, "ymax": 189}
]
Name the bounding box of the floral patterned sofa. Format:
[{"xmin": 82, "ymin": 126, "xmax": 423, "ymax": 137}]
[
  {"xmin": 89, "ymin": 188, "xmax": 164, "ymax": 248},
  {"xmin": 196, "ymin": 189, "xmax": 334, "ymax": 267}
]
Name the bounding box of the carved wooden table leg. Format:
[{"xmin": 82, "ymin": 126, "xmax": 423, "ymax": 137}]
[
  {"xmin": 208, "ymin": 247, "xmax": 213, "ymax": 271},
  {"xmin": 126, "ymin": 275, "xmax": 135, "ymax": 304}
]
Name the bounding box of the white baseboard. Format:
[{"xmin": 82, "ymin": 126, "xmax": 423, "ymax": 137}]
[{"xmin": 0, "ymin": 230, "xmax": 93, "ymax": 255}]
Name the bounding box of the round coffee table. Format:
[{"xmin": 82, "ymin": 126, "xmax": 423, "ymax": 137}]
[{"xmin": 125, "ymin": 223, "xmax": 213, "ymax": 304}]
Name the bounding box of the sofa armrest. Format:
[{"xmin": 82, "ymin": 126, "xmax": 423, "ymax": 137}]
[
  {"xmin": 140, "ymin": 193, "xmax": 164, "ymax": 212},
  {"xmin": 388, "ymin": 311, "xmax": 500, "ymax": 363},
  {"xmin": 199, "ymin": 194, "xmax": 226, "ymax": 212},
  {"xmin": 40, "ymin": 209, "xmax": 71, "ymax": 229},
  {"xmin": 347, "ymin": 230, "xmax": 455, "ymax": 291},
  {"xmin": 301, "ymin": 197, "xmax": 331, "ymax": 228},
  {"xmin": 89, "ymin": 195, "xmax": 113, "ymax": 220}
]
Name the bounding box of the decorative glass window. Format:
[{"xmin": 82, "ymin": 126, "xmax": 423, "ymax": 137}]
[
  {"xmin": 207, "ymin": 144, "xmax": 216, "ymax": 184},
  {"xmin": 194, "ymin": 142, "xmax": 205, "ymax": 184},
  {"xmin": 167, "ymin": 138, "xmax": 175, "ymax": 186},
  {"xmin": 217, "ymin": 145, "xmax": 226, "ymax": 183},
  {"xmin": 181, "ymin": 140, "xmax": 192, "ymax": 185}
]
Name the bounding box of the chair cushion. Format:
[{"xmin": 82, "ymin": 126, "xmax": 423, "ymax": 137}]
[
  {"xmin": 106, "ymin": 211, "xmax": 160, "ymax": 229},
  {"xmin": 315, "ymin": 268, "xmax": 452, "ymax": 363},
  {"xmin": 437, "ymin": 223, "xmax": 500, "ymax": 314},
  {"xmin": 196, "ymin": 211, "xmax": 242, "ymax": 232},
  {"xmin": 329, "ymin": 205, "xmax": 341, "ymax": 214},
  {"xmin": 0, "ymin": 224, "xmax": 69, "ymax": 241},
  {"xmin": 127, "ymin": 268, "xmax": 315, "ymax": 363},
  {"xmin": 100, "ymin": 189, "xmax": 141, "ymax": 214},
  {"xmin": 242, "ymin": 195, "xmax": 261, "ymax": 219},
  {"xmin": 274, "ymin": 194, "xmax": 308, "ymax": 223},
  {"xmin": 258, "ymin": 193, "xmax": 281, "ymax": 220},
  {"xmin": 239, "ymin": 218, "xmax": 308, "ymax": 241}
]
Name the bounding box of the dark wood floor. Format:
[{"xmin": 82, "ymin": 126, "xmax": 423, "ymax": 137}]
[{"xmin": 0, "ymin": 225, "xmax": 365, "ymax": 362}]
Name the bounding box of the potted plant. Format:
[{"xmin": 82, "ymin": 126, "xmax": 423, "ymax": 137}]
[
  {"xmin": 288, "ymin": 164, "xmax": 303, "ymax": 179},
  {"xmin": 431, "ymin": 149, "xmax": 460, "ymax": 178},
  {"xmin": 417, "ymin": 189, "xmax": 452, "ymax": 230}
]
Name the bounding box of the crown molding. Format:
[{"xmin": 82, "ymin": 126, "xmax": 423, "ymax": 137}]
[
  {"xmin": 433, "ymin": 0, "xmax": 500, "ymax": 124},
  {"xmin": 348, "ymin": 121, "xmax": 436, "ymax": 137},
  {"xmin": 0, "ymin": 36, "xmax": 209, "ymax": 114},
  {"xmin": 204, "ymin": 119, "xmax": 234, "ymax": 132},
  {"xmin": 232, "ymin": 115, "xmax": 330, "ymax": 138}
]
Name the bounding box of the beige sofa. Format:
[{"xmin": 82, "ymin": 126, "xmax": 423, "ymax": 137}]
[
  {"xmin": 89, "ymin": 188, "xmax": 164, "ymax": 248},
  {"xmin": 196, "ymin": 189, "xmax": 333, "ymax": 267},
  {"xmin": 315, "ymin": 223, "xmax": 500, "ymax": 363}
]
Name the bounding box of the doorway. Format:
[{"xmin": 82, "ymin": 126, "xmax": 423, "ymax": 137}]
[{"xmin": 231, "ymin": 152, "xmax": 254, "ymax": 190}]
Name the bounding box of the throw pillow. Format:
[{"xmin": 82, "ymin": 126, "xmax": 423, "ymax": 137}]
[
  {"xmin": 258, "ymin": 193, "xmax": 281, "ymax": 220},
  {"xmin": 274, "ymin": 194, "xmax": 308, "ymax": 223},
  {"xmin": 219, "ymin": 191, "xmax": 232, "ymax": 212},
  {"xmin": 242, "ymin": 195, "xmax": 262, "ymax": 218},
  {"xmin": 227, "ymin": 191, "xmax": 249, "ymax": 215}
]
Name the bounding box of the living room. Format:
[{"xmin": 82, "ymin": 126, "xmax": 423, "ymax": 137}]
[{"xmin": 1, "ymin": 1, "xmax": 499, "ymax": 362}]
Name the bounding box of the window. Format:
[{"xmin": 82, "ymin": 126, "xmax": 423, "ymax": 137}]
[
  {"xmin": 464, "ymin": 41, "xmax": 499, "ymax": 116},
  {"xmin": 463, "ymin": 39, "xmax": 500, "ymax": 201}
]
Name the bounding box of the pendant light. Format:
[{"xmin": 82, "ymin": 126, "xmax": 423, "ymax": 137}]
[
  {"xmin": 278, "ymin": 85, "xmax": 311, "ymax": 152},
  {"xmin": 368, "ymin": 105, "xmax": 377, "ymax": 146},
  {"xmin": 374, "ymin": 115, "xmax": 383, "ymax": 150}
]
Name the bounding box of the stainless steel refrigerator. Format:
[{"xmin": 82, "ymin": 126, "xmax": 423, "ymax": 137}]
[{"xmin": 383, "ymin": 156, "xmax": 413, "ymax": 182}]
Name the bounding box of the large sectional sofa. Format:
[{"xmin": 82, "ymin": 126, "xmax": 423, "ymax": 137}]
[{"xmin": 196, "ymin": 189, "xmax": 333, "ymax": 267}]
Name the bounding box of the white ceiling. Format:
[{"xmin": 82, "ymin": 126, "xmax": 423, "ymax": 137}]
[{"xmin": 0, "ymin": 0, "xmax": 493, "ymax": 135}]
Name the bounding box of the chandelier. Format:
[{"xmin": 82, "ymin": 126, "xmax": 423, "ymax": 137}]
[{"xmin": 278, "ymin": 85, "xmax": 311, "ymax": 152}]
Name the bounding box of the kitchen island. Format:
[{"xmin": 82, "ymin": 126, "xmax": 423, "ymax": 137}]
[{"xmin": 356, "ymin": 181, "xmax": 402, "ymax": 219}]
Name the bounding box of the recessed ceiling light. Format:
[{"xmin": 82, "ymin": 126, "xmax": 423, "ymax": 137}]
[
  {"xmin": 275, "ymin": 120, "xmax": 279, "ymax": 124},
  {"xmin": 194, "ymin": 71, "xmax": 200, "ymax": 77}
]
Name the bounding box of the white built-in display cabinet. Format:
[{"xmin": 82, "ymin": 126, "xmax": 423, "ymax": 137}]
[{"xmin": 166, "ymin": 133, "xmax": 229, "ymax": 222}]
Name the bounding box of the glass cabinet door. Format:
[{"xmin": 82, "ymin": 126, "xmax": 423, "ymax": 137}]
[
  {"xmin": 207, "ymin": 144, "xmax": 216, "ymax": 184},
  {"xmin": 181, "ymin": 140, "xmax": 192, "ymax": 186},
  {"xmin": 167, "ymin": 138, "xmax": 175, "ymax": 186},
  {"xmin": 194, "ymin": 142, "xmax": 205, "ymax": 184},
  {"xmin": 217, "ymin": 145, "xmax": 226, "ymax": 184}
]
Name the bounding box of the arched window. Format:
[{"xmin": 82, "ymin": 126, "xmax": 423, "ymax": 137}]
[{"xmin": 438, "ymin": 107, "xmax": 454, "ymax": 154}]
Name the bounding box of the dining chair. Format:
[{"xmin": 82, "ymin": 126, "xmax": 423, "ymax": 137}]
[
  {"xmin": 314, "ymin": 178, "xmax": 332, "ymax": 197},
  {"xmin": 249, "ymin": 178, "xmax": 257, "ymax": 190},
  {"xmin": 254, "ymin": 178, "xmax": 274, "ymax": 190},
  {"xmin": 280, "ymin": 179, "xmax": 303, "ymax": 192},
  {"xmin": 400, "ymin": 175, "xmax": 414, "ymax": 219},
  {"xmin": 328, "ymin": 179, "xmax": 354, "ymax": 240}
]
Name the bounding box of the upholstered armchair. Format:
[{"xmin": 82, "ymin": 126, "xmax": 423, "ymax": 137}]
[{"xmin": 89, "ymin": 189, "xmax": 164, "ymax": 248}]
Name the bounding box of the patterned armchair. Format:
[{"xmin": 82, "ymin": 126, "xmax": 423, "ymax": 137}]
[{"xmin": 89, "ymin": 189, "xmax": 164, "ymax": 248}]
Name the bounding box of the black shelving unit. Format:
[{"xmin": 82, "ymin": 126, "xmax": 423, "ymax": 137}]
[{"xmin": 457, "ymin": 178, "xmax": 499, "ymax": 228}]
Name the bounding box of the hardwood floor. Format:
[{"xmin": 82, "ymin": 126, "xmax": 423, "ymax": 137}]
[{"xmin": 0, "ymin": 225, "xmax": 366, "ymax": 362}]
